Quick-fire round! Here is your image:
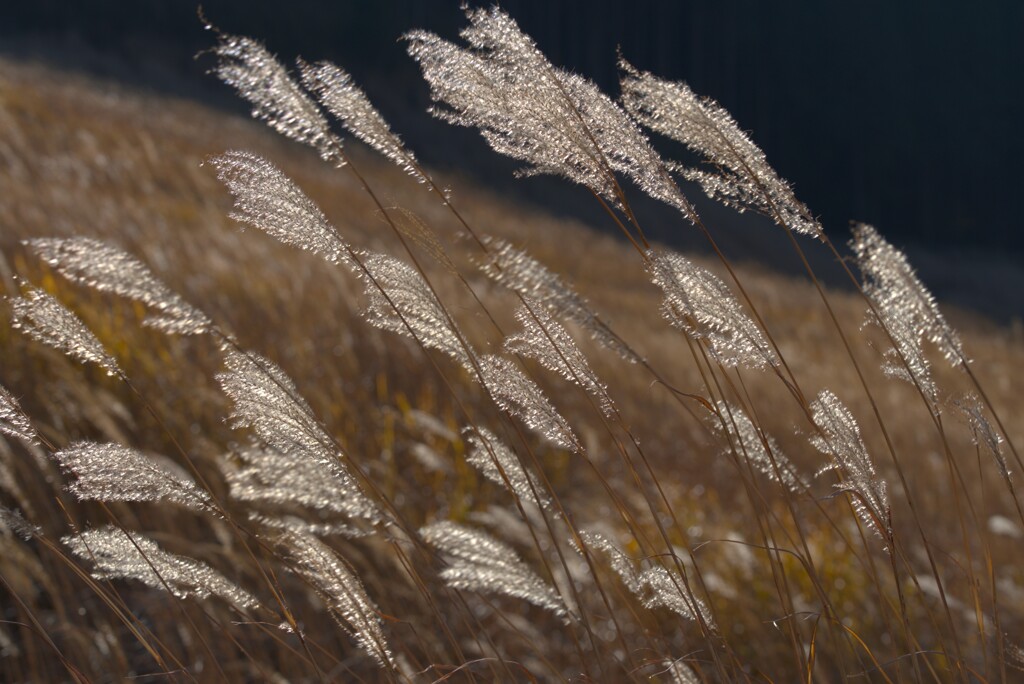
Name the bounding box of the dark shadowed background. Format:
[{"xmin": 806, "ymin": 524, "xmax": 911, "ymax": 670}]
[{"xmin": 3, "ymin": 1, "xmax": 1022, "ymax": 319}]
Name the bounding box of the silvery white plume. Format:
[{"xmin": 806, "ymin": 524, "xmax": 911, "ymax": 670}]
[
  {"xmin": 224, "ymin": 444, "xmax": 371, "ymax": 537},
  {"xmin": 210, "ymin": 32, "xmax": 340, "ymax": 162},
  {"xmin": 648, "ymin": 250, "xmax": 777, "ymax": 370},
  {"xmin": 406, "ymin": 7, "xmax": 693, "ymax": 219},
  {"xmin": 65, "ymin": 526, "xmax": 260, "ymax": 611},
  {"xmin": 715, "ymin": 402, "xmax": 803, "ymax": 492},
  {"xmin": 665, "ymin": 658, "xmax": 700, "ymax": 684},
  {"xmin": 0, "ymin": 384, "xmax": 37, "ymax": 445},
  {"xmin": 217, "ymin": 348, "xmax": 381, "ymax": 524},
  {"xmin": 211, "ymin": 151, "xmax": 352, "ymax": 266},
  {"xmin": 575, "ymin": 530, "xmax": 642, "ymax": 595},
  {"xmin": 851, "ymin": 224, "xmax": 965, "ymax": 402},
  {"xmin": 639, "ymin": 565, "xmax": 715, "ymax": 628},
  {"xmin": 282, "ymin": 531, "xmax": 393, "ymax": 668},
  {"xmin": 810, "ymin": 390, "xmax": 890, "ymax": 540},
  {"xmin": 476, "ymin": 354, "xmax": 580, "ymax": 453},
  {"xmin": 421, "ymin": 520, "xmax": 568, "ymax": 622},
  {"xmin": 620, "ymin": 59, "xmax": 820, "ymax": 237},
  {"xmin": 481, "ymin": 237, "xmax": 640, "ymax": 364},
  {"xmin": 10, "ymin": 285, "xmax": 121, "ymax": 376},
  {"xmin": 954, "ymin": 394, "xmax": 1010, "ymax": 482},
  {"xmin": 299, "ymin": 60, "xmax": 426, "ymax": 185},
  {"xmin": 54, "ymin": 442, "xmax": 210, "ymax": 511},
  {"xmin": 504, "ymin": 300, "xmax": 614, "ymax": 417},
  {"xmin": 27, "ymin": 237, "xmax": 211, "ymax": 335},
  {"xmin": 0, "ymin": 506, "xmax": 38, "ymax": 541},
  {"xmin": 358, "ymin": 251, "xmax": 472, "ymax": 370},
  {"xmin": 464, "ymin": 427, "xmax": 551, "ymax": 510},
  {"xmin": 577, "ymin": 530, "xmax": 712, "ymax": 626}
]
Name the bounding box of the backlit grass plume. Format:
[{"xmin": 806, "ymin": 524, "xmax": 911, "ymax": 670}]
[
  {"xmin": 27, "ymin": 237, "xmax": 211, "ymax": 335},
  {"xmin": 620, "ymin": 59, "xmax": 820, "ymax": 237},
  {"xmin": 810, "ymin": 390, "xmax": 891, "ymax": 541},
  {"xmin": 464, "ymin": 426, "xmax": 552, "ymax": 510},
  {"xmin": 406, "ymin": 7, "xmax": 693, "ymax": 220},
  {"xmin": 55, "ymin": 442, "xmax": 211, "ymax": 511},
  {"xmin": 217, "ymin": 347, "xmax": 382, "ymax": 525},
  {"xmin": 852, "ymin": 223, "xmax": 966, "ymax": 403},
  {"xmin": 211, "ymin": 151, "xmax": 352, "ymax": 266},
  {"xmin": 0, "ymin": 384, "xmax": 37, "ymax": 445},
  {"xmin": 421, "ymin": 520, "xmax": 569, "ymax": 622},
  {"xmin": 648, "ymin": 249, "xmax": 777, "ymax": 370},
  {"xmin": 65, "ymin": 526, "xmax": 260, "ymax": 611},
  {"xmin": 282, "ymin": 530, "xmax": 394, "ymax": 668},
  {"xmin": 209, "ymin": 31, "xmax": 340, "ymax": 163},
  {"xmin": 10, "ymin": 284, "xmax": 121, "ymax": 376},
  {"xmin": 299, "ymin": 60, "xmax": 426, "ymax": 185}
]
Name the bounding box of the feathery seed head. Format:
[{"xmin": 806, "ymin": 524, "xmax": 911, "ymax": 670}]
[
  {"xmin": 283, "ymin": 531, "xmax": 394, "ymax": 667},
  {"xmin": 211, "ymin": 151, "xmax": 352, "ymax": 266},
  {"xmin": 810, "ymin": 390, "xmax": 890, "ymax": 540},
  {"xmin": 65, "ymin": 527, "xmax": 260, "ymax": 610},
  {"xmin": 54, "ymin": 442, "xmax": 211, "ymax": 511},
  {"xmin": 27, "ymin": 237, "xmax": 211, "ymax": 335},
  {"xmin": 10, "ymin": 285, "xmax": 121, "ymax": 376},
  {"xmin": 299, "ymin": 60, "xmax": 426, "ymax": 184},
  {"xmin": 476, "ymin": 354, "xmax": 580, "ymax": 453},
  {"xmin": 406, "ymin": 8, "xmax": 694, "ymax": 219},
  {"xmin": 0, "ymin": 385, "xmax": 37, "ymax": 445},
  {"xmin": 481, "ymin": 237, "xmax": 640, "ymax": 363},
  {"xmin": 210, "ymin": 32, "xmax": 340, "ymax": 162},
  {"xmin": 421, "ymin": 520, "xmax": 569, "ymax": 621},
  {"xmin": 715, "ymin": 402, "xmax": 803, "ymax": 493},
  {"xmin": 851, "ymin": 224, "xmax": 965, "ymax": 403},
  {"xmin": 648, "ymin": 249, "xmax": 777, "ymax": 370},
  {"xmin": 620, "ymin": 60, "xmax": 820, "ymax": 237},
  {"xmin": 358, "ymin": 252, "xmax": 473, "ymax": 370},
  {"xmin": 464, "ymin": 426, "xmax": 551, "ymax": 510}
]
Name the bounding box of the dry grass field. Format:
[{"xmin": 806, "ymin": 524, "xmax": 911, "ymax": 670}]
[{"xmin": 1, "ymin": 9, "xmax": 1023, "ymax": 681}]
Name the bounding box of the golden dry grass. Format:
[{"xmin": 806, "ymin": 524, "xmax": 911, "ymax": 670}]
[{"xmin": 2, "ymin": 53, "xmax": 1023, "ymax": 682}]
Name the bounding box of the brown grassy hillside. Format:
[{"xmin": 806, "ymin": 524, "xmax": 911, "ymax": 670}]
[{"xmin": 1, "ymin": 42, "xmax": 1023, "ymax": 682}]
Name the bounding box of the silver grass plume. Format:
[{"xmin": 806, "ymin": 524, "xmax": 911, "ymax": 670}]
[
  {"xmin": 27, "ymin": 237, "xmax": 211, "ymax": 335},
  {"xmin": 620, "ymin": 60, "xmax": 821, "ymax": 237},
  {"xmin": 715, "ymin": 402, "xmax": 803, "ymax": 493},
  {"xmin": 65, "ymin": 526, "xmax": 260, "ymax": 610},
  {"xmin": 9, "ymin": 285, "xmax": 121, "ymax": 376},
  {"xmin": 0, "ymin": 506, "xmax": 38, "ymax": 541},
  {"xmin": 54, "ymin": 441, "xmax": 210, "ymax": 511},
  {"xmin": 464, "ymin": 427, "xmax": 551, "ymax": 510},
  {"xmin": 576, "ymin": 530, "xmax": 642, "ymax": 595},
  {"xmin": 406, "ymin": 8, "xmax": 693, "ymax": 219},
  {"xmin": 954, "ymin": 394, "xmax": 1010, "ymax": 482},
  {"xmin": 209, "ymin": 32, "xmax": 340, "ymax": 162},
  {"xmin": 0, "ymin": 384, "xmax": 37, "ymax": 445},
  {"xmin": 648, "ymin": 250, "xmax": 777, "ymax": 370},
  {"xmin": 420, "ymin": 520, "xmax": 569, "ymax": 622},
  {"xmin": 577, "ymin": 530, "xmax": 713, "ymax": 626},
  {"xmin": 504, "ymin": 300, "xmax": 614, "ymax": 417},
  {"xmin": 639, "ymin": 565, "xmax": 715, "ymax": 628},
  {"xmin": 851, "ymin": 224, "xmax": 965, "ymax": 400},
  {"xmin": 665, "ymin": 658, "xmax": 700, "ymax": 684},
  {"xmin": 358, "ymin": 251, "xmax": 473, "ymax": 369},
  {"xmin": 224, "ymin": 444, "xmax": 372, "ymax": 537},
  {"xmin": 282, "ymin": 531, "xmax": 393, "ymax": 668},
  {"xmin": 298, "ymin": 60, "xmax": 427, "ymax": 185},
  {"xmin": 217, "ymin": 348, "xmax": 381, "ymax": 524},
  {"xmin": 211, "ymin": 151, "xmax": 351, "ymax": 266},
  {"xmin": 477, "ymin": 354, "xmax": 580, "ymax": 453},
  {"xmin": 481, "ymin": 237, "xmax": 639, "ymax": 363},
  {"xmin": 810, "ymin": 390, "xmax": 891, "ymax": 540}
]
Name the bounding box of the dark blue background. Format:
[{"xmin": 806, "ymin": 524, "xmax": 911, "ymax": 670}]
[{"xmin": 4, "ymin": 1, "xmax": 1022, "ymax": 318}]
